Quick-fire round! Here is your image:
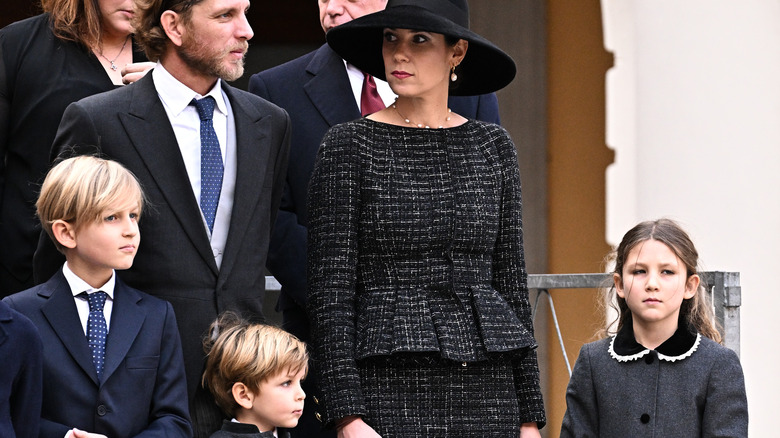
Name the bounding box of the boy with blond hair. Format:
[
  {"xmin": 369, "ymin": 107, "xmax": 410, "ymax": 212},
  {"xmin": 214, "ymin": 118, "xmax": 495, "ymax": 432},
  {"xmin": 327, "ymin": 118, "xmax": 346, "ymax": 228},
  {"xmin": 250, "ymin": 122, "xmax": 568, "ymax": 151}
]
[
  {"xmin": 203, "ymin": 313, "xmax": 307, "ymax": 438},
  {"xmin": 3, "ymin": 156, "xmax": 191, "ymax": 437}
]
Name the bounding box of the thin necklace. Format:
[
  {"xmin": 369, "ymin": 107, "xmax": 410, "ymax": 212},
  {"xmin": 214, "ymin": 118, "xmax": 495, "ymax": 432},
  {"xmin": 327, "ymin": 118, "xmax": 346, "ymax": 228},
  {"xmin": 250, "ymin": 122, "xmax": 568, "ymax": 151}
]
[
  {"xmin": 98, "ymin": 36, "xmax": 130, "ymax": 71},
  {"xmin": 392, "ymin": 100, "xmax": 452, "ymax": 129}
]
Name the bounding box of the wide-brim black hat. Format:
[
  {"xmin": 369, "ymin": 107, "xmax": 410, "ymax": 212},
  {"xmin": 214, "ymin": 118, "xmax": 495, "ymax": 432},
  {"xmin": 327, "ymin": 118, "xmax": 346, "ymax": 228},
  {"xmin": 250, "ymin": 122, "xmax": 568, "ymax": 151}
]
[{"xmin": 326, "ymin": 0, "xmax": 517, "ymax": 96}]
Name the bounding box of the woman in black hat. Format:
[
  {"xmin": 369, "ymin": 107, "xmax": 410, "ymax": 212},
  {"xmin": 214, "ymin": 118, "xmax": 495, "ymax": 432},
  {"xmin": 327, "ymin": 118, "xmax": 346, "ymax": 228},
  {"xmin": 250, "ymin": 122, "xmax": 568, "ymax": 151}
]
[{"xmin": 306, "ymin": 1, "xmax": 546, "ymax": 436}]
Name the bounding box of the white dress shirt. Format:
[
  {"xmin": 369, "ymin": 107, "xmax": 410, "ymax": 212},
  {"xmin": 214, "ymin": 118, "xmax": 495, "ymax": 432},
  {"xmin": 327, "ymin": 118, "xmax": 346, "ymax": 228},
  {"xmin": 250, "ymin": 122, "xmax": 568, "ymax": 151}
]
[
  {"xmin": 345, "ymin": 62, "xmax": 397, "ymax": 111},
  {"xmin": 152, "ymin": 63, "xmax": 237, "ymax": 269},
  {"xmin": 63, "ymin": 262, "xmax": 115, "ymax": 334}
]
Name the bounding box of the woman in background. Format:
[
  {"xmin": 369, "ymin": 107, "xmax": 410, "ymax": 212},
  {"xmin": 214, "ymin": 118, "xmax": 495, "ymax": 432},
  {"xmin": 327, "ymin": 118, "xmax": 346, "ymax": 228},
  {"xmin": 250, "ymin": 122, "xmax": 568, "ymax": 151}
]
[{"xmin": 0, "ymin": 0, "xmax": 153, "ymax": 295}]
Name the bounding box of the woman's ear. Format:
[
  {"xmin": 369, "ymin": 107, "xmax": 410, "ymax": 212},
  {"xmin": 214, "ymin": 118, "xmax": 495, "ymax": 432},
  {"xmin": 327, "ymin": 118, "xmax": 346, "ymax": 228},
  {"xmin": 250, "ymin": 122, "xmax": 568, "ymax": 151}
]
[
  {"xmin": 52, "ymin": 220, "xmax": 77, "ymax": 250},
  {"xmin": 684, "ymin": 274, "xmax": 700, "ymax": 299},
  {"xmin": 160, "ymin": 10, "xmax": 185, "ymax": 47},
  {"xmin": 451, "ymin": 39, "xmax": 468, "ymax": 66},
  {"xmin": 613, "ymin": 273, "xmax": 625, "ymax": 298},
  {"xmin": 231, "ymin": 382, "xmax": 255, "ymax": 409}
]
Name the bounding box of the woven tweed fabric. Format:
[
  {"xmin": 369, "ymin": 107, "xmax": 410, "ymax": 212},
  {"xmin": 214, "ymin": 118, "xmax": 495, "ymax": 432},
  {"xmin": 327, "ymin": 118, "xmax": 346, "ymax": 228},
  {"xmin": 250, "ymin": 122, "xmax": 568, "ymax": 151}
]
[
  {"xmin": 308, "ymin": 118, "xmax": 546, "ymax": 427},
  {"xmin": 358, "ymin": 355, "xmax": 521, "ymax": 437}
]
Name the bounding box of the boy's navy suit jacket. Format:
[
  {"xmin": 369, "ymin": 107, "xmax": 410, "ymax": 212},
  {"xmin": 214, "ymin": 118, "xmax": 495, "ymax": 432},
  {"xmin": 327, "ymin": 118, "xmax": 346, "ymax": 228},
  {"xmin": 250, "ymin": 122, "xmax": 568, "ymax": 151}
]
[{"xmin": 3, "ymin": 269, "xmax": 192, "ymax": 437}]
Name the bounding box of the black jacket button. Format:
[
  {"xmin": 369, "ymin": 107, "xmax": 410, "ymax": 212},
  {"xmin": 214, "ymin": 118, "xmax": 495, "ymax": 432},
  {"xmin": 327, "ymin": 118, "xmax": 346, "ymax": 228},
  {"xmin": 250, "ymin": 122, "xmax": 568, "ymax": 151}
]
[
  {"xmin": 97, "ymin": 405, "xmax": 107, "ymax": 416},
  {"xmin": 641, "ymin": 413, "xmax": 650, "ymax": 423}
]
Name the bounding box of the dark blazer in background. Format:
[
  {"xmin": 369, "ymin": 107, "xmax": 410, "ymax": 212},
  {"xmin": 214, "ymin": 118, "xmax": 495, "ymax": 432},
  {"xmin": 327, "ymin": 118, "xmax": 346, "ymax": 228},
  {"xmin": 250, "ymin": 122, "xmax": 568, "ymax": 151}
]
[
  {"xmin": 248, "ymin": 43, "xmax": 501, "ymax": 437},
  {"xmin": 3, "ymin": 271, "xmax": 191, "ymax": 437},
  {"xmin": 33, "ymin": 72, "xmax": 291, "ymax": 402},
  {"xmin": 0, "ymin": 299, "xmax": 42, "ymax": 438},
  {"xmin": 0, "ymin": 14, "xmax": 146, "ymax": 296}
]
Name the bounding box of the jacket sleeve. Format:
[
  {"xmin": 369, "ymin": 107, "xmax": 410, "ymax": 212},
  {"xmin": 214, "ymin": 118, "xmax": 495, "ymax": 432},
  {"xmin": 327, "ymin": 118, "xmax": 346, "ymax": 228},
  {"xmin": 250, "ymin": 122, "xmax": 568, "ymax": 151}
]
[
  {"xmin": 133, "ymin": 302, "xmax": 193, "ymax": 437},
  {"xmin": 4, "ymin": 304, "xmax": 43, "ymax": 438},
  {"xmin": 560, "ymin": 343, "xmax": 598, "ymax": 438},
  {"xmin": 701, "ymin": 347, "xmax": 748, "ymax": 437},
  {"xmin": 491, "ymin": 127, "xmax": 546, "ymax": 426},
  {"xmin": 306, "ymin": 124, "xmax": 366, "ymax": 427}
]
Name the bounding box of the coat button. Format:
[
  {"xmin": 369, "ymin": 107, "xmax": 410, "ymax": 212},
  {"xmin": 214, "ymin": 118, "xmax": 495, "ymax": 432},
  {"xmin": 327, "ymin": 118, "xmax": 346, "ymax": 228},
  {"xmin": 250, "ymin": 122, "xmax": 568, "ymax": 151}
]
[
  {"xmin": 97, "ymin": 405, "xmax": 107, "ymax": 416},
  {"xmin": 645, "ymin": 353, "xmax": 654, "ymax": 364},
  {"xmin": 315, "ymin": 412, "xmax": 322, "ymax": 422},
  {"xmin": 640, "ymin": 413, "xmax": 650, "ymax": 423},
  {"xmin": 313, "ymin": 396, "xmax": 320, "ymax": 405}
]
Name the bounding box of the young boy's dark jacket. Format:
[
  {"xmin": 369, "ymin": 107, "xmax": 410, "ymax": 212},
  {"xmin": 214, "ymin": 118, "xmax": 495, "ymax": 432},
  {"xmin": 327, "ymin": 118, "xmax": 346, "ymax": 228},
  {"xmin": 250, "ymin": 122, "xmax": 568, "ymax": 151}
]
[
  {"xmin": 209, "ymin": 420, "xmax": 291, "ymax": 438},
  {"xmin": 2, "ymin": 269, "xmax": 192, "ymax": 437}
]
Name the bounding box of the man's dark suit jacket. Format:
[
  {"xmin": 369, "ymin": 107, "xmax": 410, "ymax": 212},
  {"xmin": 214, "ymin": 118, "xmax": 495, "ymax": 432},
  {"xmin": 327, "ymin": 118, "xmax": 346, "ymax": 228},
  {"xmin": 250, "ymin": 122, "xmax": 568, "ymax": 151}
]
[
  {"xmin": 0, "ymin": 299, "xmax": 42, "ymax": 438},
  {"xmin": 33, "ymin": 72, "xmax": 292, "ymax": 399},
  {"xmin": 249, "ymin": 43, "xmax": 500, "ymax": 339},
  {"xmin": 248, "ymin": 43, "xmax": 501, "ymax": 436},
  {"xmin": 3, "ymin": 270, "xmax": 192, "ymax": 437}
]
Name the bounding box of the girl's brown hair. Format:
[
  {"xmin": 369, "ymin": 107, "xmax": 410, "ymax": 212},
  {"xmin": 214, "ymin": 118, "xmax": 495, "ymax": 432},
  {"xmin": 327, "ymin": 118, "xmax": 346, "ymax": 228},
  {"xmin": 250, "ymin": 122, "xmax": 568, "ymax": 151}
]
[{"xmin": 601, "ymin": 218, "xmax": 722, "ymax": 343}]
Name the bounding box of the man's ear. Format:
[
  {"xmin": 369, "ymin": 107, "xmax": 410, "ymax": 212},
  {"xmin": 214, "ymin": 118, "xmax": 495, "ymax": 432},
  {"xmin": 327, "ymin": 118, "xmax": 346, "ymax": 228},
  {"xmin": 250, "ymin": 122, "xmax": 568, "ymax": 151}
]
[
  {"xmin": 613, "ymin": 273, "xmax": 626, "ymax": 298},
  {"xmin": 160, "ymin": 10, "xmax": 185, "ymax": 47},
  {"xmin": 231, "ymin": 382, "xmax": 255, "ymax": 409},
  {"xmin": 52, "ymin": 220, "xmax": 77, "ymax": 250}
]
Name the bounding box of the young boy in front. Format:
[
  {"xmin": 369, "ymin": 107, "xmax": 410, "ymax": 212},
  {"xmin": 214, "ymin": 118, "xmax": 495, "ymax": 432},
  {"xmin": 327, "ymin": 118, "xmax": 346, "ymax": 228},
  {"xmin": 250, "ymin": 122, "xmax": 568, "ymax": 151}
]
[
  {"xmin": 3, "ymin": 156, "xmax": 192, "ymax": 437},
  {"xmin": 202, "ymin": 312, "xmax": 307, "ymax": 438}
]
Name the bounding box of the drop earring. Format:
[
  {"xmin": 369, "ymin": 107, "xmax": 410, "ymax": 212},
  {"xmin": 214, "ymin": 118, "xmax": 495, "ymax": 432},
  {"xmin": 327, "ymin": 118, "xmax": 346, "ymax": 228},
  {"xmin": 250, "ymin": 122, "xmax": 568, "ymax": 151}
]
[{"xmin": 450, "ymin": 65, "xmax": 458, "ymax": 82}]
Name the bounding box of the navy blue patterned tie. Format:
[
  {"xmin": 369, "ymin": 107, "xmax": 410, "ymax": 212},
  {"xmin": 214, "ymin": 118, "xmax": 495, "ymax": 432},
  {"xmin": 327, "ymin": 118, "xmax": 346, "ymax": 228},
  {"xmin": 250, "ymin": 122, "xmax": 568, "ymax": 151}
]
[
  {"xmin": 191, "ymin": 96, "xmax": 223, "ymax": 233},
  {"xmin": 81, "ymin": 291, "xmax": 108, "ymax": 379}
]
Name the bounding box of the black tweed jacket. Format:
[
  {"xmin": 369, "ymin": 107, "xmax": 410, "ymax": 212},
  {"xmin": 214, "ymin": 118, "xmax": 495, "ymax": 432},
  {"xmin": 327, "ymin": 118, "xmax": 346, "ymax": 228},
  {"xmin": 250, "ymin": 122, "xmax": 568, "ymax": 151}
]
[{"xmin": 307, "ymin": 119, "xmax": 546, "ymax": 426}]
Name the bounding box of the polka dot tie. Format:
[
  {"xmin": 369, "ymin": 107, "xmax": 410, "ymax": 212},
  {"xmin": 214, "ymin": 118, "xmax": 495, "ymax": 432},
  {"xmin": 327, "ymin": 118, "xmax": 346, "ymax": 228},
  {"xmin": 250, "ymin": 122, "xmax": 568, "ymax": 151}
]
[
  {"xmin": 81, "ymin": 291, "xmax": 108, "ymax": 379},
  {"xmin": 191, "ymin": 96, "xmax": 224, "ymax": 233}
]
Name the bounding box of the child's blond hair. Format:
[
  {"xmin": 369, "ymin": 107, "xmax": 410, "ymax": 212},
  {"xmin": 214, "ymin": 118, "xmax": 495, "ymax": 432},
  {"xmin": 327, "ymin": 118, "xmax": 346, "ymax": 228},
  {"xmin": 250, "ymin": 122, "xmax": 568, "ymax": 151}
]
[
  {"xmin": 37, "ymin": 155, "xmax": 145, "ymax": 252},
  {"xmin": 202, "ymin": 312, "xmax": 309, "ymax": 417}
]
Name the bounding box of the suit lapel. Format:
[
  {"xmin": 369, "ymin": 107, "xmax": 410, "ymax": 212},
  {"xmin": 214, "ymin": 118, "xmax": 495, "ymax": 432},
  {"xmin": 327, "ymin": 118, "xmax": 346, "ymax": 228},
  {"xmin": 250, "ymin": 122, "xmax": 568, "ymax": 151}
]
[
  {"xmin": 40, "ymin": 272, "xmax": 99, "ymax": 385},
  {"xmin": 119, "ymin": 74, "xmax": 219, "ymax": 274},
  {"xmin": 101, "ymin": 279, "xmax": 145, "ymax": 383},
  {"xmin": 218, "ymin": 85, "xmax": 269, "ymax": 282},
  {"xmin": 304, "ymin": 45, "xmax": 361, "ymax": 127}
]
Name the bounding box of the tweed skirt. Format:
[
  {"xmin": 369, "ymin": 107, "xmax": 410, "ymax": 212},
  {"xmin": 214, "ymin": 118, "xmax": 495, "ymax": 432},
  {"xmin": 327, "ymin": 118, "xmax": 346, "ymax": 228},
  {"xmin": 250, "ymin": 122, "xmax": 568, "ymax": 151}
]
[{"xmin": 357, "ymin": 354, "xmax": 521, "ymax": 437}]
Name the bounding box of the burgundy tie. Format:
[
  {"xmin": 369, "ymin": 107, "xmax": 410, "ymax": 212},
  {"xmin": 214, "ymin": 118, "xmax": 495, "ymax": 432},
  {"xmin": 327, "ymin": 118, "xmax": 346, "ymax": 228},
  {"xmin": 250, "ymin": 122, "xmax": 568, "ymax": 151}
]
[{"xmin": 360, "ymin": 73, "xmax": 385, "ymax": 116}]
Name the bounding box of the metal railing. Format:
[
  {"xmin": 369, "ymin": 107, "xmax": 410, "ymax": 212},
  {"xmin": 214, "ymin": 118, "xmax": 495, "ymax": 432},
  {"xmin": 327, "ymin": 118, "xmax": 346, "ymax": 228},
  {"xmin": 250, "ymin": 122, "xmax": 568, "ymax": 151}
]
[
  {"xmin": 265, "ymin": 271, "xmax": 742, "ymax": 375},
  {"xmin": 529, "ymin": 271, "xmax": 741, "ymax": 376}
]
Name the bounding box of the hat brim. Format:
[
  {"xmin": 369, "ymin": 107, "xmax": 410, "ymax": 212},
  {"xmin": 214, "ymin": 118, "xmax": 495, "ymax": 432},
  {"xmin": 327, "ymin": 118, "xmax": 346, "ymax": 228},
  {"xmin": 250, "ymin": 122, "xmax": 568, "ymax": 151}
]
[{"xmin": 326, "ymin": 5, "xmax": 516, "ymax": 96}]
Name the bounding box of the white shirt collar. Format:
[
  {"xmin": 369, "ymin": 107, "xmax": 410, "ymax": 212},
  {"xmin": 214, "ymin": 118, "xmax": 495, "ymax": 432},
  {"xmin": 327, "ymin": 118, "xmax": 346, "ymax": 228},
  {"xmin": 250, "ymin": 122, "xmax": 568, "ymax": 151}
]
[
  {"xmin": 152, "ymin": 62, "xmax": 228, "ymax": 118},
  {"xmin": 63, "ymin": 262, "xmax": 116, "ymax": 299},
  {"xmin": 344, "ymin": 61, "xmax": 396, "ymax": 107}
]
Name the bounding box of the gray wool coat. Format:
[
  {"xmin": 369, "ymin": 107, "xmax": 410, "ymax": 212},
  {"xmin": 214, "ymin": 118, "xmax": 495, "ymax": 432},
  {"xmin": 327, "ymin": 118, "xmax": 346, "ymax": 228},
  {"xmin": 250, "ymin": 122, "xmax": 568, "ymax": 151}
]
[{"xmin": 560, "ymin": 324, "xmax": 748, "ymax": 437}]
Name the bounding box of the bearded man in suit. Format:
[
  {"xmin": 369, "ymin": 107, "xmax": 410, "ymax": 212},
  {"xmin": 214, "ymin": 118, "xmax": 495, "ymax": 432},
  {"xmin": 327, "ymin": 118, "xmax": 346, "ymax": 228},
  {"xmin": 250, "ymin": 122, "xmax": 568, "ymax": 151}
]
[
  {"xmin": 248, "ymin": 1, "xmax": 500, "ymax": 436},
  {"xmin": 34, "ymin": 0, "xmax": 291, "ymax": 436}
]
